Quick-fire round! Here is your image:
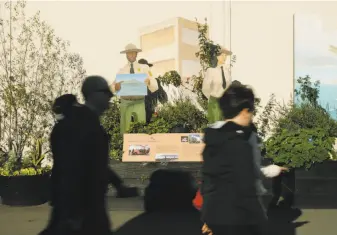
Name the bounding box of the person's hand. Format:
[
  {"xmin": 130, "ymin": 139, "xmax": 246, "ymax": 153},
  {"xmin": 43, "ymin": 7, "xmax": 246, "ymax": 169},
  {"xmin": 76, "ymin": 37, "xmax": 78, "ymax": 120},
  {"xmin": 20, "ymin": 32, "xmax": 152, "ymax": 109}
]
[
  {"xmin": 261, "ymin": 164, "xmax": 284, "ymax": 178},
  {"xmin": 144, "ymin": 78, "xmax": 150, "ymax": 86},
  {"xmin": 280, "ymin": 166, "xmax": 289, "ymax": 172},
  {"xmin": 115, "ymin": 81, "xmax": 123, "ymax": 91},
  {"xmin": 202, "ymin": 223, "xmax": 213, "ymax": 235}
]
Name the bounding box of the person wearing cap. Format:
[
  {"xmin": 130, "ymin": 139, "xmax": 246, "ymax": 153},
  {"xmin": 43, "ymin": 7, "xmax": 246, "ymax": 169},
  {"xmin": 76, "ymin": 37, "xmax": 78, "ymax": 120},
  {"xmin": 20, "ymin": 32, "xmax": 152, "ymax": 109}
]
[
  {"xmin": 202, "ymin": 46, "xmax": 233, "ymax": 124},
  {"xmin": 40, "ymin": 76, "xmax": 138, "ymax": 235},
  {"xmin": 112, "ymin": 44, "xmax": 158, "ymax": 134}
]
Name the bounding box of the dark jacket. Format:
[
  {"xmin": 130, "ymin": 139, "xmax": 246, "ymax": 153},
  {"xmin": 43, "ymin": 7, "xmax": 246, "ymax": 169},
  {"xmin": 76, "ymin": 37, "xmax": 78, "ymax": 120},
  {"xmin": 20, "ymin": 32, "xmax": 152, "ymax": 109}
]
[
  {"xmin": 46, "ymin": 103, "xmax": 112, "ymax": 235},
  {"xmin": 201, "ymin": 121, "xmax": 266, "ymax": 226}
]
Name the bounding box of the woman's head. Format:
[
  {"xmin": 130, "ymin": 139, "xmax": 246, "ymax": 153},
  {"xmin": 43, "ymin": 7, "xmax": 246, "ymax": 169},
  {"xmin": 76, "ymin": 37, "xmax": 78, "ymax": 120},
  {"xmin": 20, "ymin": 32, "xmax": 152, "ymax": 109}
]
[
  {"xmin": 218, "ymin": 83, "xmax": 255, "ymax": 126},
  {"xmin": 52, "ymin": 94, "xmax": 78, "ymax": 120}
]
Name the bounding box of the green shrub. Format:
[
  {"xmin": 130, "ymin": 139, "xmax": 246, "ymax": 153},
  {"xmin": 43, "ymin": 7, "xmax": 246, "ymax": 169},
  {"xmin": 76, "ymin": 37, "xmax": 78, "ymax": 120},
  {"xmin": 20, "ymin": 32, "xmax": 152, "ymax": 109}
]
[
  {"xmin": 275, "ymin": 103, "xmax": 337, "ymax": 137},
  {"xmin": 128, "ymin": 98, "xmax": 208, "ymax": 134},
  {"xmin": 158, "ymin": 71, "xmax": 182, "ymax": 87},
  {"xmin": 156, "ymin": 98, "xmax": 207, "ymax": 132},
  {"xmin": 128, "ymin": 118, "xmax": 171, "ymax": 135},
  {"xmin": 101, "ymin": 98, "xmax": 123, "ymax": 161},
  {"xmin": 263, "ymin": 75, "xmax": 337, "ymax": 169},
  {"xmin": 265, "ymin": 128, "xmax": 336, "ymax": 169}
]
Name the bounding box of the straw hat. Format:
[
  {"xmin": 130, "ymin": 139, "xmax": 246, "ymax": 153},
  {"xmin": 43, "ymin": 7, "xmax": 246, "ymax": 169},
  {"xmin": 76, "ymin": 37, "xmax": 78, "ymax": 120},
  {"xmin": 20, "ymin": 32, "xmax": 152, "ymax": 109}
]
[
  {"xmin": 120, "ymin": 43, "xmax": 142, "ymax": 54},
  {"xmin": 220, "ymin": 47, "xmax": 232, "ymax": 56}
]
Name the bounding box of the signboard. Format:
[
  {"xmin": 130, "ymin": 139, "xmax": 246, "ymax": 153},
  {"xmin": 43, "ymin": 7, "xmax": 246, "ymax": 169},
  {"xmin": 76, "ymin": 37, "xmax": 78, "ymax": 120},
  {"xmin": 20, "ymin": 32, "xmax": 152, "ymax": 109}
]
[
  {"xmin": 115, "ymin": 73, "xmax": 147, "ymax": 96},
  {"xmin": 122, "ymin": 133, "xmax": 204, "ymax": 162}
]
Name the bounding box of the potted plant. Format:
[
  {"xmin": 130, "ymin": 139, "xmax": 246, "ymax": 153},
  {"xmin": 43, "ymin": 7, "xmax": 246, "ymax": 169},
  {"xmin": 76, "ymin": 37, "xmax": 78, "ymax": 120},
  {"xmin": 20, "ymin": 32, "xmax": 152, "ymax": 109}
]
[
  {"xmin": 260, "ymin": 75, "xmax": 337, "ymax": 205},
  {"xmin": 0, "ymin": 138, "xmax": 51, "ymax": 206},
  {"xmin": 0, "ymin": 1, "xmax": 85, "ymax": 205}
]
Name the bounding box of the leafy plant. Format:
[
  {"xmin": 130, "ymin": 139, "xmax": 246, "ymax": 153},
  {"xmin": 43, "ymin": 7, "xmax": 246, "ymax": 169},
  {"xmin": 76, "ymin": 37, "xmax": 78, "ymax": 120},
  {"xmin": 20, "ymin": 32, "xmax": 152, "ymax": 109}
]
[
  {"xmin": 128, "ymin": 98, "xmax": 208, "ymax": 135},
  {"xmin": 158, "ymin": 71, "xmax": 182, "ymax": 87},
  {"xmin": 0, "ymin": 1, "xmax": 85, "ymax": 173},
  {"xmin": 192, "ymin": 18, "xmax": 237, "ymax": 110},
  {"xmin": 155, "ymin": 98, "xmax": 208, "ymax": 132},
  {"xmin": 295, "ymin": 75, "xmax": 320, "ymax": 106},
  {"xmin": 101, "ymin": 98, "xmax": 123, "ymax": 161},
  {"xmin": 128, "ymin": 118, "xmax": 171, "ymax": 135},
  {"xmin": 25, "ymin": 137, "xmax": 50, "ymax": 169},
  {"xmin": 264, "ymin": 75, "xmax": 337, "ymax": 169},
  {"xmin": 265, "ymin": 128, "xmax": 336, "ymax": 169},
  {"xmin": 195, "ymin": 18, "xmax": 221, "ymax": 71}
]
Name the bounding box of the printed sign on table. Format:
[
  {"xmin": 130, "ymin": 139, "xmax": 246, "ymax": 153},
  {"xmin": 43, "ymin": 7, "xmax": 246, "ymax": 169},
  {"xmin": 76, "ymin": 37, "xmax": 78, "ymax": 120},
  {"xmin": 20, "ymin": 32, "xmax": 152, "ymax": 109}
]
[
  {"xmin": 115, "ymin": 73, "xmax": 147, "ymax": 96},
  {"xmin": 122, "ymin": 133, "xmax": 204, "ymax": 162}
]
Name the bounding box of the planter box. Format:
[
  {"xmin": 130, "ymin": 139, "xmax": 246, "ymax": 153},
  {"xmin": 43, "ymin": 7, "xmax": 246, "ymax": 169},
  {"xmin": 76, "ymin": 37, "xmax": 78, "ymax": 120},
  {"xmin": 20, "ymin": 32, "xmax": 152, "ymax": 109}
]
[
  {"xmin": 295, "ymin": 160, "xmax": 337, "ymax": 195},
  {"xmin": 262, "ymin": 160, "xmax": 337, "ymax": 208},
  {"xmin": 0, "ymin": 174, "xmax": 50, "ymax": 206}
]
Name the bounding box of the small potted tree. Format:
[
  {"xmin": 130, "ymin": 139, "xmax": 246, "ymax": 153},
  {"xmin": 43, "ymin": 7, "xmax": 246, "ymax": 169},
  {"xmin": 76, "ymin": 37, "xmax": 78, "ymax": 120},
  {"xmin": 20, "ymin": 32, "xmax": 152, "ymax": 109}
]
[
  {"xmin": 263, "ymin": 75, "xmax": 337, "ymax": 206},
  {"xmin": 0, "ymin": 1, "xmax": 85, "ymax": 206},
  {"xmin": 0, "ymin": 138, "xmax": 51, "ymax": 205}
]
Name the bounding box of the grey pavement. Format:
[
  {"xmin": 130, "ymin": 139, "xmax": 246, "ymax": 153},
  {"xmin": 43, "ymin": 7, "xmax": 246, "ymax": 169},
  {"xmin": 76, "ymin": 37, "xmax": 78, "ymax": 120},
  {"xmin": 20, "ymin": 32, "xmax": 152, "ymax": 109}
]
[{"xmin": 0, "ymin": 197, "xmax": 337, "ymax": 235}]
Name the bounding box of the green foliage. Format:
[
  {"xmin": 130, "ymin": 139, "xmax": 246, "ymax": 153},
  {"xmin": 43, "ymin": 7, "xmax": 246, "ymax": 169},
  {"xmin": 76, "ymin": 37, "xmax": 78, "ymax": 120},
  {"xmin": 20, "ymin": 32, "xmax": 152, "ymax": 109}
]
[
  {"xmin": 128, "ymin": 99, "xmax": 208, "ymax": 134},
  {"xmin": 128, "ymin": 118, "xmax": 171, "ymax": 135},
  {"xmin": 295, "ymin": 75, "xmax": 320, "ymax": 106},
  {"xmin": 195, "ymin": 18, "xmax": 221, "ymax": 70},
  {"xmin": 158, "ymin": 71, "xmax": 182, "ymax": 87},
  {"xmin": 275, "ymin": 103, "xmax": 337, "ymax": 137},
  {"xmin": 0, "ymin": 166, "xmax": 51, "ymax": 176},
  {"xmin": 0, "ymin": 149, "xmax": 51, "ymax": 176},
  {"xmin": 155, "ymin": 99, "xmax": 208, "ymax": 132},
  {"xmin": 263, "ymin": 75, "xmax": 337, "ymax": 169},
  {"xmin": 265, "ymin": 128, "xmax": 336, "ymax": 169},
  {"xmin": 255, "ymin": 94, "xmax": 278, "ymax": 139},
  {"xmin": 0, "ymin": 1, "xmax": 85, "ymax": 170},
  {"xmin": 101, "ymin": 98, "xmax": 123, "ymax": 161},
  {"xmin": 193, "ymin": 18, "xmax": 237, "ymax": 110}
]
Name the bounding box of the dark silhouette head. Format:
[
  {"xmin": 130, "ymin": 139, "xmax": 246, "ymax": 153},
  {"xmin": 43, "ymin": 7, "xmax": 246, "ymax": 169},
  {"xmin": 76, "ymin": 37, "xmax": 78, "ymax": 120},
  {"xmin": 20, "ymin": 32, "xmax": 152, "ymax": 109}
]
[
  {"xmin": 81, "ymin": 75, "xmax": 113, "ymax": 116},
  {"xmin": 144, "ymin": 169, "xmax": 197, "ymax": 212},
  {"xmin": 219, "ymin": 84, "xmax": 255, "ymax": 126},
  {"xmin": 52, "ymin": 94, "xmax": 78, "ymax": 120}
]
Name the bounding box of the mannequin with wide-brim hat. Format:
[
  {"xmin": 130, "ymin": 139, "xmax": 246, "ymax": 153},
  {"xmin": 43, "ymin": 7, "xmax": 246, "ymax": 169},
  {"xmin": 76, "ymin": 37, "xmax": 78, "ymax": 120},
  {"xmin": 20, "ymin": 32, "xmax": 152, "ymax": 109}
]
[{"xmin": 111, "ymin": 44, "xmax": 158, "ymax": 134}]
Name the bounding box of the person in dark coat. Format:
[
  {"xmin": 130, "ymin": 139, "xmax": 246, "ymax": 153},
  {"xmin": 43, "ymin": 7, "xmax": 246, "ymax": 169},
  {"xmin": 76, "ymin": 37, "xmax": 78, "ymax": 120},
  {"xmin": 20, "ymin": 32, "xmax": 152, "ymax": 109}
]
[
  {"xmin": 115, "ymin": 169, "xmax": 201, "ymax": 235},
  {"xmin": 201, "ymin": 84, "xmax": 268, "ymax": 235},
  {"xmin": 39, "ymin": 76, "xmax": 135, "ymax": 235},
  {"xmin": 138, "ymin": 58, "xmax": 168, "ymax": 123}
]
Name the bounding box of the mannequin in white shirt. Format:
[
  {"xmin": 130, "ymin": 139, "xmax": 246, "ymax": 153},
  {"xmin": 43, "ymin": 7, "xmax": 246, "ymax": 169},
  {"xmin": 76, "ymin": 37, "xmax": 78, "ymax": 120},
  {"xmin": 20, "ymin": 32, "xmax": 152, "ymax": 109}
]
[{"xmin": 202, "ymin": 47, "xmax": 232, "ymax": 123}]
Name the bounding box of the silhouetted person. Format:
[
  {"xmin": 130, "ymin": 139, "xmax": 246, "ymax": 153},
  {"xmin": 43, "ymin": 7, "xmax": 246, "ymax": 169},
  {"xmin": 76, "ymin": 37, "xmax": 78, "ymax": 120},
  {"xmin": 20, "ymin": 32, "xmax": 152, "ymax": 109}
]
[
  {"xmin": 201, "ymin": 84, "xmax": 268, "ymax": 235},
  {"xmin": 115, "ymin": 169, "xmax": 201, "ymax": 235},
  {"xmin": 39, "ymin": 76, "xmax": 131, "ymax": 235}
]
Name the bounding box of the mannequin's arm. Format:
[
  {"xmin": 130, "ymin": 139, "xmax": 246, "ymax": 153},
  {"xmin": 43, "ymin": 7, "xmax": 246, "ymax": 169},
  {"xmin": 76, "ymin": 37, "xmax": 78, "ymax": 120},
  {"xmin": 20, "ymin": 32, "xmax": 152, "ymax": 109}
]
[
  {"xmin": 261, "ymin": 165, "xmax": 282, "ymax": 178},
  {"xmin": 110, "ymin": 76, "xmax": 117, "ymax": 93},
  {"xmin": 144, "ymin": 66, "xmax": 158, "ymax": 93},
  {"xmin": 202, "ymin": 69, "xmax": 212, "ymax": 99}
]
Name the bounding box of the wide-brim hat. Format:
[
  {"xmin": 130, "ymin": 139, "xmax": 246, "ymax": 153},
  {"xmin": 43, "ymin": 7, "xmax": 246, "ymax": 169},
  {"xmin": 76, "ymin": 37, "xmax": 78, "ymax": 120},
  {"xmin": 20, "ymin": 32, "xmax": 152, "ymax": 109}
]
[
  {"xmin": 138, "ymin": 58, "xmax": 153, "ymax": 67},
  {"xmin": 120, "ymin": 43, "xmax": 142, "ymax": 54},
  {"xmin": 220, "ymin": 47, "xmax": 232, "ymax": 56}
]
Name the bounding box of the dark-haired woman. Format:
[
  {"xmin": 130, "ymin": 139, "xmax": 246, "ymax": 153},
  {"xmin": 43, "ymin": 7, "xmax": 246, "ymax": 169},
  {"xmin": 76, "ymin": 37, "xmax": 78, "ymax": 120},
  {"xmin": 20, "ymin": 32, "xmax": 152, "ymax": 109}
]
[{"xmin": 201, "ymin": 84, "xmax": 266, "ymax": 235}]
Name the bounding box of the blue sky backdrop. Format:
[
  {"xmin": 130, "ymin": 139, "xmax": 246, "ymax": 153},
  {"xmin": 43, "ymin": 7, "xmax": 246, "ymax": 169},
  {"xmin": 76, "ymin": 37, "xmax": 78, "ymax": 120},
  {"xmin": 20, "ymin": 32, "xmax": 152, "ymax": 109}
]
[{"xmin": 294, "ymin": 13, "xmax": 337, "ymax": 119}]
